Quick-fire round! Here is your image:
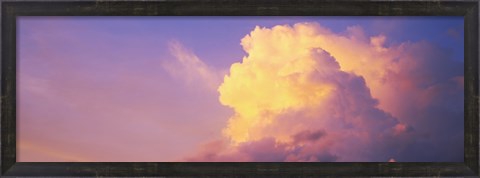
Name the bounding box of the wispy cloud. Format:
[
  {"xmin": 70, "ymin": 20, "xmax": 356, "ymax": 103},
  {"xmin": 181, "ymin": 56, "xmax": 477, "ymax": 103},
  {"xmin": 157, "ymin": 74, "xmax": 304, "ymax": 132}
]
[
  {"xmin": 162, "ymin": 40, "xmax": 226, "ymax": 91},
  {"xmin": 18, "ymin": 140, "xmax": 93, "ymax": 162}
]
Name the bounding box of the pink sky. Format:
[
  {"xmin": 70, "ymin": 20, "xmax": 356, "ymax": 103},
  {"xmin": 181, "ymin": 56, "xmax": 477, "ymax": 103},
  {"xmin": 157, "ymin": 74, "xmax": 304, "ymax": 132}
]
[{"xmin": 18, "ymin": 17, "xmax": 464, "ymax": 162}]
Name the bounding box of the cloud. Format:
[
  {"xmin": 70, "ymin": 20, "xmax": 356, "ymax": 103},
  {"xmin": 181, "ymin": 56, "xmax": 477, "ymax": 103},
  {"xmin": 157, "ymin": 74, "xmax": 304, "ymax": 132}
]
[
  {"xmin": 18, "ymin": 140, "xmax": 93, "ymax": 162},
  {"xmin": 162, "ymin": 40, "xmax": 225, "ymax": 91},
  {"xmin": 185, "ymin": 137, "xmax": 338, "ymax": 162},
  {"xmin": 185, "ymin": 22, "xmax": 463, "ymax": 162},
  {"xmin": 291, "ymin": 129, "xmax": 326, "ymax": 144}
]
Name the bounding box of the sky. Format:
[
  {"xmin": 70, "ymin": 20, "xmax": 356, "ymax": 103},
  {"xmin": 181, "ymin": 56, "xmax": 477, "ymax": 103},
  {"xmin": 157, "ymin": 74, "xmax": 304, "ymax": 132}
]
[{"xmin": 17, "ymin": 16, "xmax": 464, "ymax": 162}]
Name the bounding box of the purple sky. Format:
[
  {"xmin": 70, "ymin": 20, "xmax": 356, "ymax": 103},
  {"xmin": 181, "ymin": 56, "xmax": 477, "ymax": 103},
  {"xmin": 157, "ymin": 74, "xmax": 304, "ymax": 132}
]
[{"xmin": 17, "ymin": 17, "xmax": 464, "ymax": 162}]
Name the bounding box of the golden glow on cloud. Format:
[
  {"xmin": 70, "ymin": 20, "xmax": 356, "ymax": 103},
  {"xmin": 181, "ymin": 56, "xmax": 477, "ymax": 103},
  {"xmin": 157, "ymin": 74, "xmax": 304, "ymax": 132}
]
[
  {"xmin": 218, "ymin": 28, "xmax": 338, "ymax": 143},
  {"xmin": 217, "ymin": 23, "xmax": 402, "ymax": 145},
  {"xmin": 184, "ymin": 22, "xmax": 463, "ymax": 162},
  {"xmin": 217, "ymin": 23, "xmax": 459, "ymax": 144}
]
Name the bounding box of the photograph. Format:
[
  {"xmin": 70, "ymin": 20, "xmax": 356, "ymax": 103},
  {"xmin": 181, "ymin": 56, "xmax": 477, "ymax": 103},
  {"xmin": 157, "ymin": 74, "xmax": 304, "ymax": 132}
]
[{"xmin": 17, "ymin": 16, "xmax": 465, "ymax": 162}]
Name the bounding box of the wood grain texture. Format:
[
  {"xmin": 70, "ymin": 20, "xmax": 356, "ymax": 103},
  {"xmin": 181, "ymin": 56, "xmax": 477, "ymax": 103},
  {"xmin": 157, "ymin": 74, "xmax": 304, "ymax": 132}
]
[
  {"xmin": 1, "ymin": 1, "xmax": 17, "ymax": 175},
  {"xmin": 464, "ymin": 1, "xmax": 479, "ymax": 176},
  {"xmin": 1, "ymin": 0, "xmax": 478, "ymax": 177},
  {"xmin": 1, "ymin": 162, "xmax": 478, "ymax": 177}
]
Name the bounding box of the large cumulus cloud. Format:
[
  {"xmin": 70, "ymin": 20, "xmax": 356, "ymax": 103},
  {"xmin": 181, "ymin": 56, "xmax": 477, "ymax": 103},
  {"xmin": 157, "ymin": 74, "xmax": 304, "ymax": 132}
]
[{"xmin": 184, "ymin": 22, "xmax": 463, "ymax": 162}]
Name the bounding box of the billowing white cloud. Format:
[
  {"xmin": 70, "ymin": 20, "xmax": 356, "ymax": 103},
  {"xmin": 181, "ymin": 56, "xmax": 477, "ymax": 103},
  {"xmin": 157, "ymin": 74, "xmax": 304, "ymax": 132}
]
[{"xmin": 184, "ymin": 22, "xmax": 463, "ymax": 162}]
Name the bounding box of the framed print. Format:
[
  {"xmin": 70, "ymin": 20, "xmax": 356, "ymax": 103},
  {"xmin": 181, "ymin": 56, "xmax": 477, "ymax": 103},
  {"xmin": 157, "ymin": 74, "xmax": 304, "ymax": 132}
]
[{"xmin": 2, "ymin": 0, "xmax": 479, "ymax": 177}]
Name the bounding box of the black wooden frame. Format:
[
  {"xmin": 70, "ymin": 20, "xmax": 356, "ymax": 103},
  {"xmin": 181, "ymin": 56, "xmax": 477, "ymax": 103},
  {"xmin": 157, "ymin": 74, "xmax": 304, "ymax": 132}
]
[{"xmin": 1, "ymin": 0, "xmax": 478, "ymax": 177}]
